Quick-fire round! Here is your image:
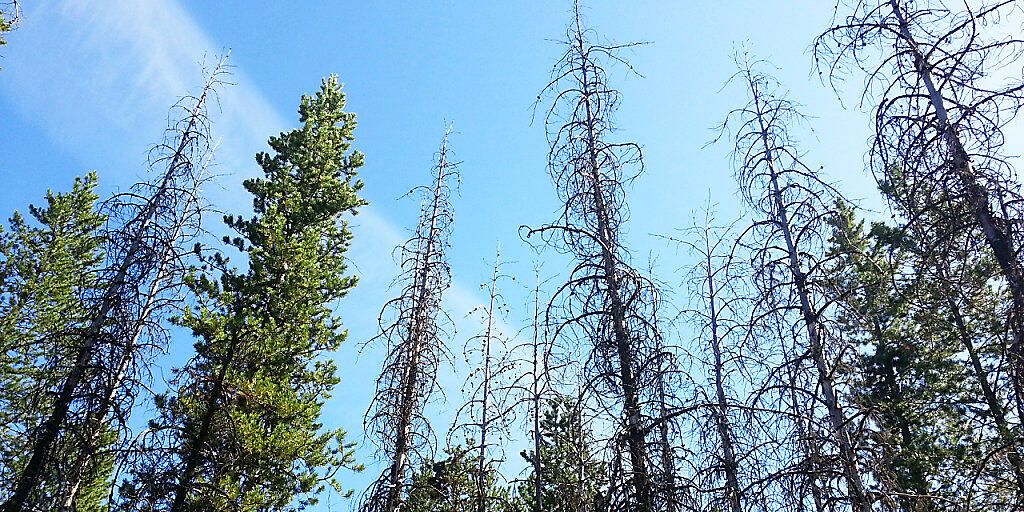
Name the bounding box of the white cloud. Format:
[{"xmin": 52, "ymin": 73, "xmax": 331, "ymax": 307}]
[{"xmin": 0, "ymin": 0, "xmax": 520, "ymax": 498}]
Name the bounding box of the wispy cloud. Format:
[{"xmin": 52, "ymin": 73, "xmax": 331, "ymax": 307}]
[{"xmin": 1, "ymin": 0, "xmax": 515, "ymax": 496}]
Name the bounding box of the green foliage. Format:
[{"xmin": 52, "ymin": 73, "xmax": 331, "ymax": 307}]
[
  {"xmin": 516, "ymin": 396, "xmax": 608, "ymax": 512},
  {"xmin": 0, "ymin": 1, "xmax": 18, "ymax": 51},
  {"xmin": 128, "ymin": 75, "xmax": 366, "ymax": 511},
  {"xmin": 828, "ymin": 199, "xmax": 1012, "ymax": 510},
  {"xmin": 406, "ymin": 444, "xmax": 512, "ymax": 512},
  {"xmin": 0, "ymin": 173, "xmax": 111, "ymax": 509}
]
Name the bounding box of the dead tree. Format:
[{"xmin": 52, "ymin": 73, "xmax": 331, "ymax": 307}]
[
  {"xmin": 526, "ymin": 267, "xmax": 548, "ymax": 512},
  {"xmin": 526, "ymin": 3, "xmax": 663, "ymax": 510},
  {"xmin": 722, "ymin": 57, "xmax": 872, "ymax": 512},
  {"xmin": 528, "ymin": 268, "xmax": 546, "ymax": 512},
  {"xmin": 0, "ymin": 57, "xmax": 225, "ymax": 512},
  {"xmin": 778, "ymin": 330, "xmax": 829, "ymax": 512},
  {"xmin": 645, "ymin": 265, "xmax": 684, "ymax": 512},
  {"xmin": 503, "ymin": 264, "xmax": 567, "ymax": 512},
  {"xmin": 363, "ymin": 128, "xmax": 458, "ymax": 512},
  {"xmin": 673, "ymin": 210, "xmax": 749, "ymax": 512},
  {"xmin": 815, "ymin": 0, "xmax": 1024, "ymax": 452},
  {"xmin": 450, "ymin": 245, "xmax": 518, "ymax": 512}
]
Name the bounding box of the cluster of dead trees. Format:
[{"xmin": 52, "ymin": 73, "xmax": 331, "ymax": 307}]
[
  {"xmin": 362, "ymin": 2, "xmax": 1024, "ymax": 512},
  {"xmin": 2, "ymin": 1, "xmax": 1024, "ymax": 512}
]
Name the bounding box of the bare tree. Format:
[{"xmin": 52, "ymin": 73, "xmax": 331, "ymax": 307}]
[
  {"xmin": 672, "ymin": 209, "xmax": 749, "ymax": 512},
  {"xmin": 363, "ymin": 127, "xmax": 458, "ymax": 512},
  {"xmin": 0, "ymin": 56, "xmax": 226, "ymax": 512},
  {"xmin": 644, "ymin": 264, "xmax": 685, "ymax": 512},
  {"xmin": 526, "ymin": 267, "xmax": 551, "ymax": 512},
  {"xmin": 814, "ymin": 0, "xmax": 1024, "ymax": 454},
  {"xmin": 525, "ymin": 3, "xmax": 666, "ymax": 510},
  {"xmin": 721, "ymin": 56, "xmax": 872, "ymax": 512},
  {"xmin": 449, "ymin": 245, "xmax": 518, "ymax": 512}
]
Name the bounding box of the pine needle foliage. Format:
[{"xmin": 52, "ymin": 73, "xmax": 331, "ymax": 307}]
[{"xmin": 122, "ymin": 75, "xmax": 366, "ymax": 512}]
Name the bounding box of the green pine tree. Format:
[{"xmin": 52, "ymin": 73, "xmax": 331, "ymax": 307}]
[
  {"xmin": 123, "ymin": 75, "xmax": 365, "ymax": 512},
  {"xmin": 0, "ymin": 173, "xmax": 112, "ymax": 509},
  {"xmin": 516, "ymin": 396, "xmax": 607, "ymax": 512},
  {"xmin": 828, "ymin": 199, "xmax": 1012, "ymax": 511},
  {"xmin": 406, "ymin": 445, "xmax": 512, "ymax": 512}
]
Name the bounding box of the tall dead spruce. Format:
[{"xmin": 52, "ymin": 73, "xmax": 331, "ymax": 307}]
[
  {"xmin": 815, "ymin": 0, "xmax": 1024, "ymax": 465},
  {"xmin": 527, "ymin": 4, "xmax": 669, "ymax": 511},
  {"xmin": 723, "ymin": 60, "xmax": 872, "ymax": 512},
  {"xmin": 0, "ymin": 59, "xmax": 225, "ymax": 512},
  {"xmin": 364, "ymin": 129, "xmax": 458, "ymax": 512},
  {"xmin": 524, "ymin": 267, "xmax": 550, "ymax": 512}
]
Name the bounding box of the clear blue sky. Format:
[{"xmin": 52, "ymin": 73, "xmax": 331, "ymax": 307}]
[{"xmin": 0, "ymin": 0, "xmax": 894, "ymax": 508}]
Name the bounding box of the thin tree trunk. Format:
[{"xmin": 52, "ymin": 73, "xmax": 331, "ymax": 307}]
[
  {"xmin": 704, "ymin": 248, "xmax": 742, "ymax": 512},
  {"xmin": 384, "ymin": 136, "xmax": 450, "ymax": 512},
  {"xmin": 476, "ymin": 247, "xmax": 499, "ymax": 512},
  {"xmin": 1, "ymin": 84, "xmax": 211, "ymax": 510},
  {"xmin": 61, "ymin": 159, "xmax": 207, "ymax": 510},
  {"xmin": 574, "ymin": 19, "xmax": 651, "ymax": 508},
  {"xmin": 947, "ymin": 295, "xmax": 1024, "ymax": 485},
  {"xmin": 530, "ymin": 270, "xmax": 543, "ymax": 512},
  {"xmin": 168, "ymin": 321, "xmax": 242, "ymax": 512},
  {"xmin": 60, "ymin": 268, "xmax": 166, "ymax": 511},
  {"xmin": 655, "ymin": 356, "xmax": 676, "ymax": 512}
]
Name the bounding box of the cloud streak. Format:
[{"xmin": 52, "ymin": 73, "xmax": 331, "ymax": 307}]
[{"xmin": 0, "ymin": 0, "xmax": 520, "ymax": 499}]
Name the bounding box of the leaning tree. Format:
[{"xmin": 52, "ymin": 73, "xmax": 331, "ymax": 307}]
[
  {"xmin": 722, "ymin": 56, "xmax": 873, "ymax": 512},
  {"xmin": 815, "ymin": 4, "xmax": 1024, "ymax": 483},
  {"xmin": 0, "ymin": 56, "xmax": 226, "ymax": 512}
]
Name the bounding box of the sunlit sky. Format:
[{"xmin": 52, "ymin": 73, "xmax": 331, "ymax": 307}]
[{"xmin": 0, "ymin": 0, "xmax": 953, "ymax": 508}]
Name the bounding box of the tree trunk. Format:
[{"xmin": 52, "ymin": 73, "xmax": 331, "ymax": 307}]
[
  {"xmin": 704, "ymin": 251, "xmax": 742, "ymax": 512},
  {"xmin": 385, "ymin": 138, "xmax": 449, "ymax": 512},
  {"xmin": 751, "ymin": 81, "xmax": 872, "ymax": 512},
  {"xmin": 2, "ymin": 69, "xmax": 215, "ymax": 512},
  {"xmin": 581, "ymin": 69, "xmax": 653, "ymax": 512},
  {"xmin": 888, "ymin": 0, "xmax": 1024, "ymax": 435}
]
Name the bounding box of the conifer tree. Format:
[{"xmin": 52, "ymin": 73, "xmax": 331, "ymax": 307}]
[
  {"xmin": 121, "ymin": 75, "xmax": 365, "ymax": 512},
  {"xmin": 450, "ymin": 246, "xmax": 516, "ymax": 512},
  {"xmin": 829, "ymin": 196, "xmax": 1016, "ymax": 510},
  {"xmin": 405, "ymin": 445, "xmax": 510, "ymax": 512},
  {"xmin": 674, "ymin": 211, "xmax": 751, "ymax": 512},
  {"xmin": 1, "ymin": 58, "xmax": 225, "ymax": 512},
  {"xmin": 517, "ymin": 396, "xmax": 607, "ymax": 512},
  {"xmin": 527, "ymin": 3, "xmax": 666, "ymax": 509},
  {"xmin": 363, "ymin": 128, "xmax": 458, "ymax": 512},
  {"xmin": 0, "ymin": 174, "xmax": 108, "ymax": 509},
  {"xmin": 722, "ymin": 57, "xmax": 872, "ymax": 512},
  {"xmin": 815, "ymin": 4, "xmax": 1024, "ymax": 478}
]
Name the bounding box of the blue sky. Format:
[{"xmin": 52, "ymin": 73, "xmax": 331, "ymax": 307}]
[{"xmin": 0, "ymin": 0, "xmax": 908, "ymax": 508}]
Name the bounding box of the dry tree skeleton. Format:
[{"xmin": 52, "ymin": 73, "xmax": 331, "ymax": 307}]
[
  {"xmin": 814, "ymin": 1, "xmax": 1024, "ymax": 477},
  {"xmin": 504, "ymin": 264, "xmax": 571, "ymax": 512},
  {"xmin": 525, "ymin": 3, "xmax": 670, "ymax": 510},
  {"xmin": 0, "ymin": 56, "xmax": 226, "ymax": 512},
  {"xmin": 363, "ymin": 128, "xmax": 458, "ymax": 512},
  {"xmin": 671, "ymin": 210, "xmax": 752, "ymax": 512},
  {"xmin": 642, "ymin": 262, "xmax": 685, "ymax": 512},
  {"xmin": 450, "ymin": 245, "xmax": 518, "ymax": 512},
  {"xmin": 721, "ymin": 57, "xmax": 872, "ymax": 512},
  {"xmin": 524, "ymin": 266, "xmax": 552, "ymax": 512}
]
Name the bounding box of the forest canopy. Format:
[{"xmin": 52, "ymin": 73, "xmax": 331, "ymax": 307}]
[{"xmin": 1, "ymin": 1, "xmax": 1024, "ymax": 512}]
